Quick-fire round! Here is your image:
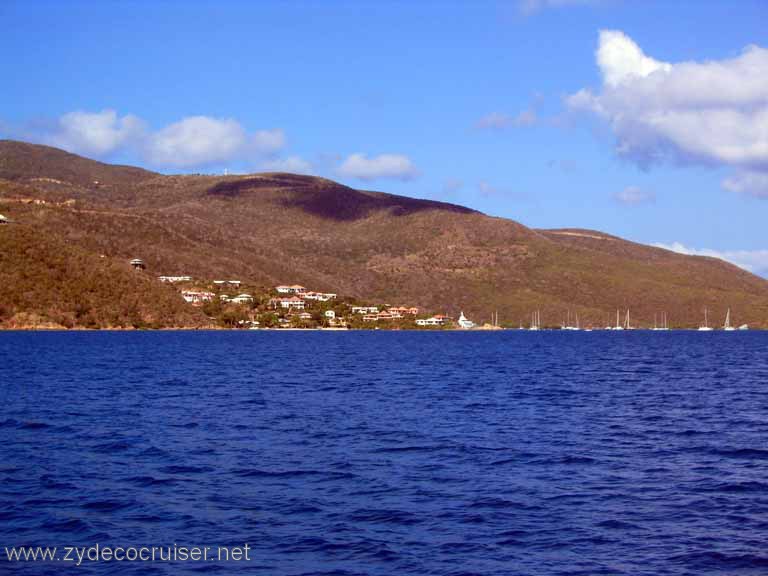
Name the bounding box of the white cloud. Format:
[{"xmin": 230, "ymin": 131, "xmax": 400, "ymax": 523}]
[
  {"xmin": 337, "ymin": 153, "xmax": 419, "ymax": 181},
  {"xmin": 595, "ymin": 30, "xmax": 671, "ymax": 87},
  {"xmin": 142, "ymin": 121, "xmax": 284, "ymax": 168},
  {"xmin": 653, "ymin": 242, "xmax": 768, "ymax": 277},
  {"xmin": 260, "ymin": 155, "xmax": 313, "ymax": 174},
  {"xmin": 614, "ymin": 185, "xmax": 654, "ymax": 205},
  {"xmin": 46, "ymin": 109, "xmax": 145, "ymax": 156},
  {"xmin": 144, "ymin": 116, "xmax": 249, "ymax": 168},
  {"xmin": 475, "ymin": 109, "xmax": 537, "ymax": 130},
  {"xmin": 722, "ymin": 171, "xmax": 768, "ymax": 198},
  {"xmin": 568, "ymin": 30, "xmax": 768, "ymax": 185},
  {"xmin": 26, "ymin": 110, "xmax": 287, "ymax": 169},
  {"xmin": 250, "ymin": 129, "xmax": 285, "ymax": 155}
]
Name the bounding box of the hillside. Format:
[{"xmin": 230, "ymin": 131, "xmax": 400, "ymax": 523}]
[{"xmin": 1, "ymin": 140, "xmax": 768, "ymax": 329}]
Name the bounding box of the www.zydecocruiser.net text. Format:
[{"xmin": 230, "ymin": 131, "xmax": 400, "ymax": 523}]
[{"xmin": 5, "ymin": 543, "xmax": 251, "ymax": 565}]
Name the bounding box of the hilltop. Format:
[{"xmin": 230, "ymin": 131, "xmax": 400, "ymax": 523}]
[{"xmin": 1, "ymin": 140, "xmax": 767, "ymax": 329}]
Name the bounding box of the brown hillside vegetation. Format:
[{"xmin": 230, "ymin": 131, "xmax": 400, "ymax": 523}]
[
  {"xmin": 0, "ymin": 221, "xmax": 208, "ymax": 329},
  {"xmin": 1, "ymin": 139, "xmax": 767, "ymax": 329}
]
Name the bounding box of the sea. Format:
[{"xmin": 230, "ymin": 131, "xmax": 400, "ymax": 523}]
[{"xmin": 2, "ymin": 330, "xmax": 768, "ymax": 575}]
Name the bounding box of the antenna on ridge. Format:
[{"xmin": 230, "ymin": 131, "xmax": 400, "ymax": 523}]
[{"xmin": 224, "ymin": 168, "xmax": 229, "ymax": 176}]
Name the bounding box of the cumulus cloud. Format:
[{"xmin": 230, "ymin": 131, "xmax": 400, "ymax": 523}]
[
  {"xmin": 46, "ymin": 109, "xmax": 145, "ymax": 157},
  {"xmin": 260, "ymin": 155, "xmax": 313, "ymax": 174},
  {"xmin": 567, "ymin": 30, "xmax": 768, "ymax": 189},
  {"xmin": 24, "ymin": 109, "xmax": 287, "ymax": 169},
  {"xmin": 475, "ymin": 110, "xmax": 537, "ymax": 130},
  {"xmin": 654, "ymin": 242, "xmax": 768, "ymax": 277},
  {"xmin": 614, "ymin": 185, "xmax": 654, "ymax": 205},
  {"xmin": 144, "ymin": 116, "xmax": 248, "ymax": 168},
  {"xmin": 337, "ymin": 153, "xmax": 419, "ymax": 181}
]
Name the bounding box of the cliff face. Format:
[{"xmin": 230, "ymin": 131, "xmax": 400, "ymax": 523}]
[{"xmin": 1, "ymin": 140, "xmax": 767, "ymax": 329}]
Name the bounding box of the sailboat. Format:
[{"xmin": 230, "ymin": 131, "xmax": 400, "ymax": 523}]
[
  {"xmin": 613, "ymin": 309, "xmax": 624, "ymax": 331},
  {"xmin": 654, "ymin": 311, "xmax": 670, "ymax": 331},
  {"xmin": 698, "ymin": 307, "xmax": 713, "ymax": 331},
  {"xmin": 723, "ymin": 308, "xmax": 736, "ymax": 331},
  {"xmin": 529, "ymin": 310, "xmax": 541, "ymax": 331},
  {"xmin": 623, "ymin": 309, "xmax": 633, "ymax": 330},
  {"xmin": 562, "ymin": 310, "xmax": 580, "ymax": 330}
]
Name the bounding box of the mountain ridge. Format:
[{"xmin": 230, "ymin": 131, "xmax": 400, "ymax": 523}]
[{"xmin": 1, "ymin": 140, "xmax": 766, "ymax": 329}]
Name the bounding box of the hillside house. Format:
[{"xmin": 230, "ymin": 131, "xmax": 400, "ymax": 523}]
[
  {"xmin": 276, "ymin": 285, "xmax": 306, "ymax": 294},
  {"xmin": 324, "ymin": 310, "xmax": 336, "ymax": 319},
  {"xmin": 270, "ymin": 296, "xmax": 306, "ymax": 310},
  {"xmin": 365, "ymin": 311, "xmax": 401, "ymax": 322},
  {"xmin": 130, "ymin": 258, "xmax": 146, "ymax": 270},
  {"xmin": 352, "ymin": 306, "xmax": 379, "ymax": 314},
  {"xmin": 388, "ymin": 306, "xmax": 419, "ymax": 316},
  {"xmin": 0, "ymin": 214, "xmax": 8, "ymax": 224},
  {"xmin": 303, "ymin": 291, "xmax": 337, "ymax": 302},
  {"xmin": 182, "ymin": 290, "xmax": 215, "ymax": 305},
  {"xmin": 158, "ymin": 275, "xmax": 192, "ymax": 283},
  {"xmin": 214, "ymin": 280, "xmax": 241, "ymax": 287},
  {"xmin": 230, "ymin": 294, "xmax": 254, "ymax": 304},
  {"xmin": 416, "ymin": 315, "xmax": 451, "ymax": 327}
]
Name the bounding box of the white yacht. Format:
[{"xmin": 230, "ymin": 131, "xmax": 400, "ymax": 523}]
[
  {"xmin": 458, "ymin": 311, "xmax": 475, "ymax": 330},
  {"xmin": 698, "ymin": 308, "xmax": 714, "ymax": 331}
]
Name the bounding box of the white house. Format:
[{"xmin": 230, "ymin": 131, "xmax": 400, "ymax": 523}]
[
  {"xmin": 230, "ymin": 294, "xmax": 254, "ymax": 304},
  {"xmin": 270, "ymin": 296, "xmax": 305, "ymax": 310},
  {"xmin": 276, "ymin": 285, "xmax": 306, "ymax": 294},
  {"xmin": 416, "ymin": 315, "xmax": 450, "ymax": 327},
  {"xmin": 324, "ymin": 310, "xmax": 336, "ymax": 319},
  {"xmin": 182, "ymin": 290, "xmax": 215, "ymax": 305},
  {"xmin": 351, "ymin": 306, "xmax": 379, "ymax": 314},
  {"xmin": 158, "ymin": 275, "xmax": 192, "ymax": 283},
  {"xmin": 0, "ymin": 214, "xmax": 8, "ymax": 224}
]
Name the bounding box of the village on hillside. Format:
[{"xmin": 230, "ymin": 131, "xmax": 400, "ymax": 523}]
[{"xmin": 133, "ymin": 259, "xmax": 478, "ymax": 330}]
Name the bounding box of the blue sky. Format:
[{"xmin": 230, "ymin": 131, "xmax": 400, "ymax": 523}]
[{"xmin": 2, "ymin": 0, "xmax": 767, "ymax": 274}]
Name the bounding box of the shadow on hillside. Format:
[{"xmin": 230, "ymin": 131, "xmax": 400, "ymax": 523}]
[{"xmin": 206, "ymin": 175, "xmax": 478, "ymax": 222}]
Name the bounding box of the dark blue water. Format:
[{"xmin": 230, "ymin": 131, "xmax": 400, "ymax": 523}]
[{"xmin": 2, "ymin": 331, "xmax": 768, "ymax": 575}]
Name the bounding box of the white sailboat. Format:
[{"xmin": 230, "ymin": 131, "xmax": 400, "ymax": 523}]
[
  {"xmin": 562, "ymin": 310, "xmax": 580, "ymax": 330},
  {"xmin": 623, "ymin": 309, "xmax": 633, "ymax": 330},
  {"xmin": 529, "ymin": 310, "xmax": 541, "ymax": 331},
  {"xmin": 723, "ymin": 308, "xmax": 735, "ymax": 331},
  {"xmin": 652, "ymin": 312, "xmax": 669, "ymax": 331},
  {"xmin": 698, "ymin": 307, "xmax": 713, "ymax": 331},
  {"xmin": 613, "ymin": 309, "xmax": 624, "ymax": 331}
]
